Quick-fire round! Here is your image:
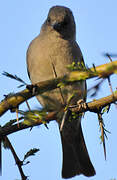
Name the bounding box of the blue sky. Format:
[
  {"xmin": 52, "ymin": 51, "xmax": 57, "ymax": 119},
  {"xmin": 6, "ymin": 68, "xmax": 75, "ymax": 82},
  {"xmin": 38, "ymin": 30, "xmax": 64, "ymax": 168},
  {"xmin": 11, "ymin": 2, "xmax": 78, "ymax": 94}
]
[{"xmin": 0, "ymin": 0, "xmax": 117, "ymax": 180}]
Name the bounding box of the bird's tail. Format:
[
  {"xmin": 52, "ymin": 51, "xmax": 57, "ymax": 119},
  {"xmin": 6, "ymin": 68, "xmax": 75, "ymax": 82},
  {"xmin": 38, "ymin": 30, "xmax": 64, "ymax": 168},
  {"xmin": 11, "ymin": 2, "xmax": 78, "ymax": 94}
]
[{"xmin": 60, "ymin": 111, "xmax": 95, "ymax": 179}]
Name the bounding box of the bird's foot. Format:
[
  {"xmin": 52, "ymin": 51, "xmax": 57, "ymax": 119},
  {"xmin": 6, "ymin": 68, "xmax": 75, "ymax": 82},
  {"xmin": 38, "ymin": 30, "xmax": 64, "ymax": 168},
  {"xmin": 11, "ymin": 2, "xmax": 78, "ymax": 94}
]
[{"xmin": 76, "ymin": 99, "xmax": 87, "ymax": 111}]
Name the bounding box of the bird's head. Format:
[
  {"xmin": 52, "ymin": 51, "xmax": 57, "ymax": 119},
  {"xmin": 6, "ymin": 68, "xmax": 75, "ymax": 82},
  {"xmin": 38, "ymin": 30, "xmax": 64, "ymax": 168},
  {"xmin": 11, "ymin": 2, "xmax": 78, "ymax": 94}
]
[{"xmin": 41, "ymin": 6, "xmax": 76, "ymax": 40}]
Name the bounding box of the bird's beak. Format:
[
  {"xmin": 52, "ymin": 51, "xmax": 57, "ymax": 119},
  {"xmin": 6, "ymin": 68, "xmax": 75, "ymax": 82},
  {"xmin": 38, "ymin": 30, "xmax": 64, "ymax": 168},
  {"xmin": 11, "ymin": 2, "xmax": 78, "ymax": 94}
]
[{"xmin": 51, "ymin": 22, "xmax": 61, "ymax": 31}]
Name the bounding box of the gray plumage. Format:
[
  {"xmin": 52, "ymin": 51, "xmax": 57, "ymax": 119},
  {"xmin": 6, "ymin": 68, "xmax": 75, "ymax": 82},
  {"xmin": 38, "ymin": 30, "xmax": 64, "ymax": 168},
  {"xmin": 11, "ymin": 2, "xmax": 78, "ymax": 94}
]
[{"xmin": 27, "ymin": 5, "xmax": 95, "ymax": 178}]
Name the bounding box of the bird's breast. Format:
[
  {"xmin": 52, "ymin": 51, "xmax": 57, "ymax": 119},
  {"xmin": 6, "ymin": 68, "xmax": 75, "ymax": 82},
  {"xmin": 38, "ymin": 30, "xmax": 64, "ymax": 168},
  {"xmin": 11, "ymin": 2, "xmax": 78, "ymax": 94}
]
[{"xmin": 28, "ymin": 35, "xmax": 81, "ymax": 83}]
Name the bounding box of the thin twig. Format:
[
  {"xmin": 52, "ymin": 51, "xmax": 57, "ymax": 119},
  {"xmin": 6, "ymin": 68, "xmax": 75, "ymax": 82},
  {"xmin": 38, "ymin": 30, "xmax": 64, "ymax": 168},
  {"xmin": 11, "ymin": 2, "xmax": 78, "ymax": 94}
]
[
  {"xmin": 106, "ymin": 53, "xmax": 113, "ymax": 62},
  {"xmin": 60, "ymin": 110, "xmax": 67, "ymax": 131},
  {"xmin": 107, "ymin": 77, "xmax": 113, "ymax": 94},
  {"xmin": 107, "ymin": 77, "xmax": 117, "ymax": 108},
  {"xmin": 97, "ymin": 113, "xmax": 106, "ymax": 160},
  {"xmin": 25, "ymin": 100, "xmax": 31, "ymax": 111},
  {"xmin": 4, "ymin": 136, "xmax": 27, "ymax": 180},
  {"xmin": 51, "ymin": 62, "xmax": 65, "ymax": 105},
  {"xmin": 16, "ymin": 108, "xmax": 19, "ymax": 128},
  {"xmin": 51, "ymin": 62, "xmax": 66, "ymax": 130}
]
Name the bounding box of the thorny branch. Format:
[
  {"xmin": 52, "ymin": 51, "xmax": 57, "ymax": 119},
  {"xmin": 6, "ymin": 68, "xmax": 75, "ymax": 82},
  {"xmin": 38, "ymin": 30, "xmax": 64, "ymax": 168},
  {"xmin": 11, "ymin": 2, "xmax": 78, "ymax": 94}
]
[
  {"xmin": 0, "ymin": 91, "xmax": 117, "ymax": 137},
  {"xmin": 3, "ymin": 137, "xmax": 27, "ymax": 180},
  {"xmin": 0, "ymin": 60, "xmax": 117, "ymax": 117}
]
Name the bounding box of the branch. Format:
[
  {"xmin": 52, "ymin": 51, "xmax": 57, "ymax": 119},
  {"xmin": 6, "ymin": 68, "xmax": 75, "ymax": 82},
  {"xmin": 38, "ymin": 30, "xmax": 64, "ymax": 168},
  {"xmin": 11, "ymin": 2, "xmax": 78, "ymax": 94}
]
[
  {"xmin": 0, "ymin": 91, "xmax": 116, "ymax": 137},
  {"xmin": 0, "ymin": 60, "xmax": 117, "ymax": 117},
  {"xmin": 0, "ymin": 112, "xmax": 57, "ymax": 137},
  {"xmin": 69, "ymin": 91, "xmax": 117, "ymax": 113},
  {"xmin": 4, "ymin": 137, "xmax": 27, "ymax": 180}
]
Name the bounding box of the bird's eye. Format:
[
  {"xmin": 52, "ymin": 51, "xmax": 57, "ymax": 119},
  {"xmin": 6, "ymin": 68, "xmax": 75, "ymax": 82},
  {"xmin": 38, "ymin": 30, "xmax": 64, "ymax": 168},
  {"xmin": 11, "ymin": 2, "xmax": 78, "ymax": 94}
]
[{"xmin": 47, "ymin": 17, "xmax": 51, "ymax": 23}]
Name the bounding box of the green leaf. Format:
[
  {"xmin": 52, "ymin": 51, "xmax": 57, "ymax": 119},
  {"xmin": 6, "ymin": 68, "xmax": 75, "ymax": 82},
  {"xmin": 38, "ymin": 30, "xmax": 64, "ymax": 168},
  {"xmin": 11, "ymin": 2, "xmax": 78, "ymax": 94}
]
[
  {"xmin": 23, "ymin": 148, "xmax": 39, "ymax": 161},
  {"xmin": 102, "ymin": 105, "xmax": 110, "ymax": 114},
  {"xmin": 19, "ymin": 110, "xmax": 48, "ymax": 126}
]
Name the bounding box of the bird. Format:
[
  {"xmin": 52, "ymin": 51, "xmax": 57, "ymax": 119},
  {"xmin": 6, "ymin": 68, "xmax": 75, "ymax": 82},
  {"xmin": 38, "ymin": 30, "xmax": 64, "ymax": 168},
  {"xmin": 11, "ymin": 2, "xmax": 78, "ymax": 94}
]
[{"xmin": 26, "ymin": 5, "xmax": 96, "ymax": 179}]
